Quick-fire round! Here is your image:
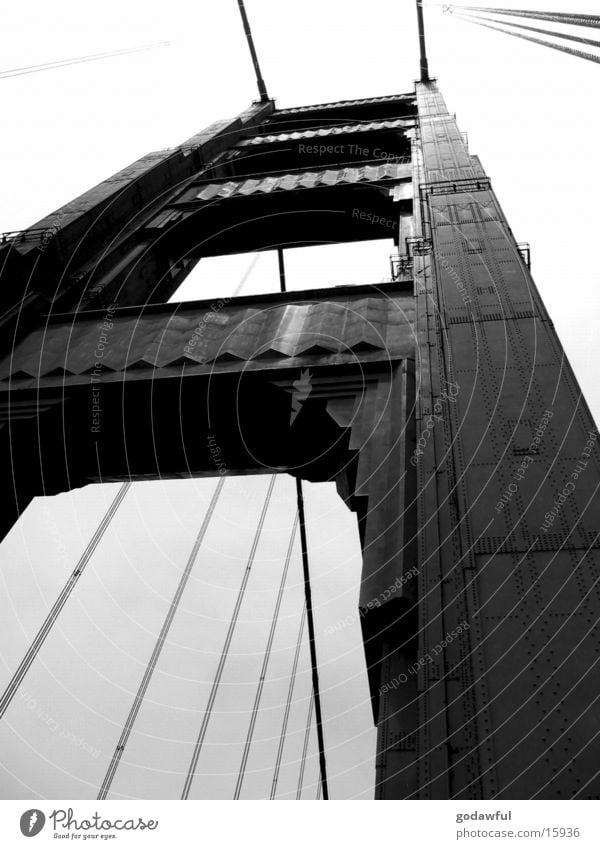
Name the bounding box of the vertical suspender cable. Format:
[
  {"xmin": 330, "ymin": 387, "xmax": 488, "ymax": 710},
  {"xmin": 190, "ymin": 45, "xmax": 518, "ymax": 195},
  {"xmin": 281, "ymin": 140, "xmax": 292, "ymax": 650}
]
[
  {"xmin": 181, "ymin": 474, "xmax": 277, "ymax": 799},
  {"xmin": 0, "ymin": 482, "xmax": 131, "ymax": 720},
  {"xmin": 296, "ymin": 691, "xmax": 315, "ymax": 799},
  {"xmin": 270, "ymin": 605, "xmax": 306, "ymax": 799},
  {"xmin": 277, "ymin": 249, "xmax": 287, "ymax": 294},
  {"xmin": 232, "ymin": 253, "xmax": 261, "ymax": 297},
  {"xmin": 416, "ymin": 1, "xmax": 430, "ymax": 81},
  {"xmin": 236, "ymin": 0, "xmax": 270, "ymax": 101},
  {"xmin": 295, "ymin": 477, "xmax": 329, "ymax": 800},
  {"xmin": 97, "ymin": 478, "xmax": 226, "ymax": 799},
  {"xmin": 234, "ymin": 513, "xmax": 299, "ymax": 799}
]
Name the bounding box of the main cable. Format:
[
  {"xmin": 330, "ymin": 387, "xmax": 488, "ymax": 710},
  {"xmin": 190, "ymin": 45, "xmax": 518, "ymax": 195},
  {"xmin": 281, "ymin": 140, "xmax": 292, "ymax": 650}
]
[
  {"xmin": 455, "ymin": 14, "xmax": 600, "ymax": 64},
  {"xmin": 233, "ymin": 513, "xmax": 299, "ymax": 799},
  {"xmin": 459, "ymin": 11, "xmax": 600, "ymax": 51},
  {"xmin": 0, "ymin": 483, "xmax": 131, "ymax": 720},
  {"xmin": 97, "ymin": 478, "xmax": 226, "ymax": 800},
  {"xmin": 451, "ymin": 6, "xmax": 600, "ymax": 31},
  {"xmin": 181, "ymin": 475, "xmax": 277, "ymax": 799}
]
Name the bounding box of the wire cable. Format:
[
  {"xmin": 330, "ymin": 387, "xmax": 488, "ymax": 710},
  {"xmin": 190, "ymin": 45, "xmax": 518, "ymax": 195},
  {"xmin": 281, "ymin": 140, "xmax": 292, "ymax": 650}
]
[
  {"xmin": 0, "ymin": 483, "xmax": 131, "ymax": 720},
  {"xmin": 416, "ymin": 0, "xmax": 431, "ymax": 81},
  {"xmin": 232, "ymin": 253, "xmax": 261, "ymax": 297},
  {"xmin": 296, "ymin": 690, "xmax": 315, "ymax": 799},
  {"xmin": 296, "ymin": 477, "xmax": 329, "ymax": 800},
  {"xmin": 181, "ymin": 474, "xmax": 277, "ymax": 800},
  {"xmin": 455, "ymin": 14, "xmax": 600, "ymax": 64},
  {"xmin": 451, "ymin": 6, "xmax": 600, "ymax": 31},
  {"xmin": 0, "ymin": 43, "xmax": 170, "ymax": 81},
  {"xmin": 270, "ymin": 606, "xmax": 306, "ymax": 799},
  {"xmin": 97, "ymin": 478, "xmax": 226, "ymax": 800},
  {"xmin": 236, "ymin": 0, "xmax": 270, "ymax": 101},
  {"xmin": 233, "ymin": 513, "xmax": 299, "ymax": 799},
  {"xmin": 459, "ymin": 11, "xmax": 600, "ymax": 51},
  {"xmin": 277, "ymin": 248, "xmax": 286, "ymax": 294}
]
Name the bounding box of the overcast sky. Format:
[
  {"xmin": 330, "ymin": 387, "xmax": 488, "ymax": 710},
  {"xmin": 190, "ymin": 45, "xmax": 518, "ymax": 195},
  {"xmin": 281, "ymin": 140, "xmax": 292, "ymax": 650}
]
[{"xmin": 0, "ymin": 0, "xmax": 599, "ymax": 801}]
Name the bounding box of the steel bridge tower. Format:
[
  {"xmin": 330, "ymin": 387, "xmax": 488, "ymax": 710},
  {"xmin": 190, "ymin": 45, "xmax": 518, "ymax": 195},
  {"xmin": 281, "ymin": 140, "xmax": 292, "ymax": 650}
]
[{"xmin": 1, "ymin": 31, "xmax": 600, "ymax": 798}]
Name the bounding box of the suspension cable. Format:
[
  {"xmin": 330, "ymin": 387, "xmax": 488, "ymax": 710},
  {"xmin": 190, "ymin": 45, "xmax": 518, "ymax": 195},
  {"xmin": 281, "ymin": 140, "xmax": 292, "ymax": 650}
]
[
  {"xmin": 416, "ymin": 0, "xmax": 431, "ymax": 81},
  {"xmin": 232, "ymin": 253, "xmax": 261, "ymax": 297},
  {"xmin": 455, "ymin": 14, "xmax": 600, "ymax": 64},
  {"xmin": 0, "ymin": 43, "xmax": 170, "ymax": 81},
  {"xmin": 181, "ymin": 474, "xmax": 277, "ymax": 800},
  {"xmin": 277, "ymin": 248, "xmax": 286, "ymax": 294},
  {"xmin": 296, "ymin": 477, "xmax": 329, "ymax": 800},
  {"xmin": 270, "ymin": 606, "xmax": 306, "ymax": 799},
  {"xmin": 296, "ymin": 690, "xmax": 315, "ymax": 799},
  {"xmin": 460, "ymin": 11, "xmax": 600, "ymax": 51},
  {"xmin": 97, "ymin": 478, "xmax": 226, "ymax": 800},
  {"xmin": 234, "ymin": 513, "xmax": 298, "ymax": 799},
  {"xmin": 274, "ymin": 252, "xmax": 330, "ymax": 797},
  {"xmin": 236, "ymin": 0, "xmax": 270, "ymax": 101},
  {"xmin": 452, "ymin": 6, "xmax": 600, "ymax": 30},
  {"xmin": 0, "ymin": 483, "xmax": 131, "ymax": 720}
]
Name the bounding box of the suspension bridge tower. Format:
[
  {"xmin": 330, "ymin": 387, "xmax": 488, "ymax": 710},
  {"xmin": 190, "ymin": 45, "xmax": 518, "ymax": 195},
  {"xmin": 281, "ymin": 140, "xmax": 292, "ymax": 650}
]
[{"xmin": 1, "ymin": 2, "xmax": 600, "ymax": 799}]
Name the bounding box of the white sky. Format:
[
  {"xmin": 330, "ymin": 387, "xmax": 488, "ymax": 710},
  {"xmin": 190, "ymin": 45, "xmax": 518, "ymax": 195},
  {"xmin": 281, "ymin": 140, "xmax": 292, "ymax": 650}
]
[
  {"xmin": 0, "ymin": 0, "xmax": 599, "ymax": 801},
  {"xmin": 0, "ymin": 477, "xmax": 373, "ymax": 800}
]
